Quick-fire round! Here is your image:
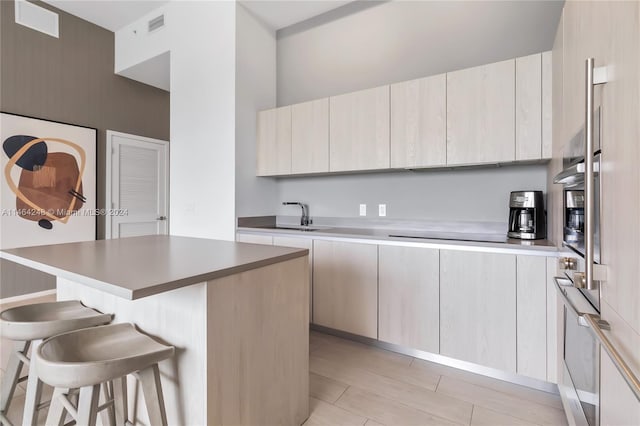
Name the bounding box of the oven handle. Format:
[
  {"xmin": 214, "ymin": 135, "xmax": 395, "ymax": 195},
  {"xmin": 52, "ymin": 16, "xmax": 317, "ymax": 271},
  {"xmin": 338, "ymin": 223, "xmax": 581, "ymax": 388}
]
[
  {"xmin": 584, "ymin": 58, "xmax": 607, "ymax": 290},
  {"xmin": 583, "ymin": 313, "xmax": 640, "ymax": 402},
  {"xmin": 554, "ymin": 276, "xmax": 590, "ymax": 327}
]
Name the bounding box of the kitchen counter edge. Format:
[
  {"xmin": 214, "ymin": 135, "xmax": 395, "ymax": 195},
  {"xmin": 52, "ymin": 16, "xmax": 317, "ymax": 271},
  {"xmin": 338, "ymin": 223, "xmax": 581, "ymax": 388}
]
[{"xmin": 237, "ymin": 227, "xmax": 559, "ymax": 256}]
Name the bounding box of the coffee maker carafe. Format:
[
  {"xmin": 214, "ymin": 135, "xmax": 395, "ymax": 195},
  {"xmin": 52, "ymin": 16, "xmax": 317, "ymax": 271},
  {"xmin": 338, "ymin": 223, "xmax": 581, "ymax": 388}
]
[{"xmin": 507, "ymin": 191, "xmax": 546, "ymax": 240}]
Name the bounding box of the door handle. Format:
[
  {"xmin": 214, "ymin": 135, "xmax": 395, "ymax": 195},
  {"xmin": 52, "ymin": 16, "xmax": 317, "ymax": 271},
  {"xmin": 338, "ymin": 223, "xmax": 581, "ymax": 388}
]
[
  {"xmin": 156, "ymin": 216, "xmax": 167, "ymax": 221},
  {"xmin": 554, "ymin": 276, "xmax": 589, "ymax": 327}
]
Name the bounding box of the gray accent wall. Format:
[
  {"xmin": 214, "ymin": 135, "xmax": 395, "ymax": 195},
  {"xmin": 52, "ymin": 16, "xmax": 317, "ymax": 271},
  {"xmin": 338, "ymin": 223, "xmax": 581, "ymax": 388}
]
[
  {"xmin": 0, "ymin": 1, "xmax": 170, "ymax": 298},
  {"xmin": 277, "ymin": 1, "xmax": 563, "ymax": 106},
  {"xmin": 276, "ymin": 164, "xmax": 548, "ymax": 222}
]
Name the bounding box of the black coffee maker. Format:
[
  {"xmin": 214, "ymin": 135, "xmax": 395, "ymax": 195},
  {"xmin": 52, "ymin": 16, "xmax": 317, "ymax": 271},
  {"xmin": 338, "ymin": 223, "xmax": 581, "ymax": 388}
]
[{"xmin": 507, "ymin": 191, "xmax": 546, "ymax": 240}]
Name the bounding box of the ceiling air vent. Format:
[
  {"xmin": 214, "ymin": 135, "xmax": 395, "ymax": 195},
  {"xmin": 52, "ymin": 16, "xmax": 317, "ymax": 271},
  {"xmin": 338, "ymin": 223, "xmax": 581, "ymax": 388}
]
[
  {"xmin": 14, "ymin": 0, "xmax": 59, "ymax": 38},
  {"xmin": 148, "ymin": 14, "xmax": 165, "ymax": 33}
]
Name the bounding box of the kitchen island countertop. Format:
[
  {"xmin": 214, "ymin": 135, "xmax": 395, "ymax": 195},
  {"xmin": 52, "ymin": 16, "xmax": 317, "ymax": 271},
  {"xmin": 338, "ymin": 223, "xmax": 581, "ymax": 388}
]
[{"xmin": 0, "ymin": 235, "xmax": 308, "ymax": 300}]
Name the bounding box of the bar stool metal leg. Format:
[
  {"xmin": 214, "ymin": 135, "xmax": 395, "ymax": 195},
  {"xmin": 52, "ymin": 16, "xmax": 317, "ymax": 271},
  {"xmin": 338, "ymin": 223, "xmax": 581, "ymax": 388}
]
[
  {"xmin": 22, "ymin": 339, "xmax": 43, "ymax": 426},
  {"xmin": 77, "ymin": 385, "xmax": 100, "ymax": 426},
  {"xmin": 0, "ymin": 341, "xmax": 29, "ymax": 417},
  {"xmin": 138, "ymin": 365, "xmax": 168, "ymax": 426}
]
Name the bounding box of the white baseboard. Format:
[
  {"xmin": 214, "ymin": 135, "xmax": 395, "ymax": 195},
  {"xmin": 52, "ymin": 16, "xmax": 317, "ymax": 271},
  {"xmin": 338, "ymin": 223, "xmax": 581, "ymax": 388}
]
[{"xmin": 0, "ymin": 289, "xmax": 56, "ymax": 305}]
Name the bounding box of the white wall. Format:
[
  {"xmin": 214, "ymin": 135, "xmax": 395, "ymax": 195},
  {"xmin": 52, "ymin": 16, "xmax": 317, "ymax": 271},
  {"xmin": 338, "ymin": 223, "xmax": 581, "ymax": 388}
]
[
  {"xmin": 115, "ymin": 1, "xmax": 237, "ymax": 241},
  {"xmin": 235, "ymin": 5, "xmax": 278, "ymax": 217},
  {"xmin": 277, "ymin": 0, "xmax": 563, "ymax": 105},
  {"xmin": 169, "ymin": 2, "xmax": 236, "ymax": 240}
]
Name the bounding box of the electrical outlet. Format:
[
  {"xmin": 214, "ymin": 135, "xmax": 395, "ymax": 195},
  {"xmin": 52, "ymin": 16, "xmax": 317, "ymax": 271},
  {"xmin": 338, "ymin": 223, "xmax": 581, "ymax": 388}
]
[
  {"xmin": 378, "ymin": 204, "xmax": 386, "ymax": 217},
  {"xmin": 359, "ymin": 204, "xmax": 367, "ymax": 216}
]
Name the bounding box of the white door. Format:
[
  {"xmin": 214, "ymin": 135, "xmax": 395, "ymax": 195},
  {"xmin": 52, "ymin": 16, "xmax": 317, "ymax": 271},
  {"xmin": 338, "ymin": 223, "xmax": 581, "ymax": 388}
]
[{"xmin": 105, "ymin": 131, "xmax": 169, "ymax": 239}]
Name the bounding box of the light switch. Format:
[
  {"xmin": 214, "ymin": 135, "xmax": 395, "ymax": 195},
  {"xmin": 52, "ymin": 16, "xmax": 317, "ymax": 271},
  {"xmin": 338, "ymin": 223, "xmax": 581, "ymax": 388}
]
[
  {"xmin": 378, "ymin": 204, "xmax": 386, "ymax": 217},
  {"xmin": 359, "ymin": 204, "xmax": 367, "ymax": 216}
]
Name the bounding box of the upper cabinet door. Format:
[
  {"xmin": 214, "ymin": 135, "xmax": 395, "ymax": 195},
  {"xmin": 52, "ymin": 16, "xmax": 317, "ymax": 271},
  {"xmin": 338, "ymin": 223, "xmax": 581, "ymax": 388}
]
[
  {"xmin": 541, "ymin": 51, "xmax": 553, "ymax": 159},
  {"xmin": 446, "ymin": 59, "xmax": 515, "ymax": 166},
  {"xmin": 390, "ymin": 74, "xmax": 446, "ymax": 168},
  {"xmin": 291, "ymin": 98, "xmax": 329, "ymax": 174},
  {"xmin": 329, "ymin": 86, "xmax": 390, "ymax": 172},
  {"xmin": 256, "ymin": 106, "xmax": 291, "ymax": 176},
  {"xmin": 516, "ymin": 53, "xmax": 543, "ymax": 161}
]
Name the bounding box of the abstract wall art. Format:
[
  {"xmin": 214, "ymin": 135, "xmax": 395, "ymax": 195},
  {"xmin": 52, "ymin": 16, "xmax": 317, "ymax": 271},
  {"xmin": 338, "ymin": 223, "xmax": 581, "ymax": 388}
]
[{"xmin": 1, "ymin": 113, "xmax": 96, "ymax": 249}]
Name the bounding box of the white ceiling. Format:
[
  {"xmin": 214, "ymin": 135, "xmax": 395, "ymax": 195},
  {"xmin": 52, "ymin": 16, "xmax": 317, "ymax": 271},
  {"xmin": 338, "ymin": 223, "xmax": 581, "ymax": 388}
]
[
  {"xmin": 43, "ymin": 0, "xmax": 352, "ymax": 33},
  {"xmin": 240, "ymin": 1, "xmax": 352, "ymax": 30},
  {"xmin": 42, "ymin": 0, "xmax": 170, "ymax": 32}
]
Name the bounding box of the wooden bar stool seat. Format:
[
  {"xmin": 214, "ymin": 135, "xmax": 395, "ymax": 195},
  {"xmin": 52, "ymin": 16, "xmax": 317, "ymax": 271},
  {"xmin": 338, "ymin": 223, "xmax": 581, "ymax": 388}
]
[
  {"xmin": 35, "ymin": 323, "xmax": 175, "ymax": 426},
  {"xmin": 0, "ymin": 301, "xmax": 112, "ymax": 426}
]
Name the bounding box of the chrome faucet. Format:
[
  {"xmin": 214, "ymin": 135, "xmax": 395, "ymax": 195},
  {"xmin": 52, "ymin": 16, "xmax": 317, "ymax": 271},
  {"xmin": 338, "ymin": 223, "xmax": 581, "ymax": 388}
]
[{"xmin": 282, "ymin": 202, "xmax": 311, "ymax": 226}]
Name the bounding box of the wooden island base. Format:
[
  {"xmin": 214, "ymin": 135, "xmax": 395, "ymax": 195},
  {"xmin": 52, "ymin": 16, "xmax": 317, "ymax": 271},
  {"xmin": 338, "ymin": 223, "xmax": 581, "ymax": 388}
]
[{"xmin": 57, "ymin": 256, "xmax": 309, "ymax": 426}]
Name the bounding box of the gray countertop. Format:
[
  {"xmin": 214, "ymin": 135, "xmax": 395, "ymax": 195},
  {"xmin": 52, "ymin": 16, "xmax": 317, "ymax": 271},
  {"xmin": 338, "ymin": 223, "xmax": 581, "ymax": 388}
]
[
  {"xmin": 0, "ymin": 235, "xmax": 308, "ymax": 300},
  {"xmin": 237, "ymin": 224, "xmax": 558, "ymax": 255}
]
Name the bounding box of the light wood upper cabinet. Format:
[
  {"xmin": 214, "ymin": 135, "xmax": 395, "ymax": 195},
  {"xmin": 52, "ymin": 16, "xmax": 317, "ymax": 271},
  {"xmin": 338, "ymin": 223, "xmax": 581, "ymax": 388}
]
[
  {"xmin": 446, "ymin": 59, "xmax": 516, "ymax": 166},
  {"xmin": 440, "ymin": 250, "xmax": 517, "ymax": 372},
  {"xmin": 291, "ymin": 98, "xmax": 329, "ymax": 174},
  {"xmin": 516, "ymin": 53, "xmax": 543, "ymax": 161},
  {"xmin": 256, "ymin": 106, "xmax": 291, "ymax": 176},
  {"xmin": 313, "ymin": 240, "xmax": 378, "ymax": 338},
  {"xmin": 378, "ymin": 245, "xmax": 439, "ymax": 353},
  {"xmin": 390, "ymin": 74, "xmax": 446, "ymax": 168},
  {"xmin": 516, "ymin": 255, "xmax": 547, "ymax": 381},
  {"xmin": 329, "ymin": 86, "xmax": 390, "ymax": 172},
  {"xmin": 541, "ymin": 51, "xmax": 553, "ymax": 159}
]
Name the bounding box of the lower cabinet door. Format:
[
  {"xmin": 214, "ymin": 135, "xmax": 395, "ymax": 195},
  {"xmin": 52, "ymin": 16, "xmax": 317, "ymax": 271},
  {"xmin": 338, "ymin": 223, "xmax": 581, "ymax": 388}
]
[
  {"xmin": 516, "ymin": 255, "xmax": 548, "ymax": 381},
  {"xmin": 235, "ymin": 233, "xmax": 273, "ymax": 245},
  {"xmin": 312, "ymin": 240, "xmax": 378, "ymax": 338},
  {"xmin": 273, "ymin": 236, "xmax": 313, "ymax": 322},
  {"xmin": 440, "ymin": 250, "xmax": 517, "ymax": 372},
  {"xmin": 378, "ymin": 245, "xmax": 439, "ymax": 353}
]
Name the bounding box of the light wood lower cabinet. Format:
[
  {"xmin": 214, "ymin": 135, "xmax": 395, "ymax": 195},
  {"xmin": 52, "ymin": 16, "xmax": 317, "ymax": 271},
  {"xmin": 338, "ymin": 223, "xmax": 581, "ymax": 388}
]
[
  {"xmin": 235, "ymin": 233, "xmax": 274, "ymax": 245},
  {"xmin": 312, "ymin": 240, "xmax": 378, "ymax": 338},
  {"xmin": 516, "ymin": 255, "xmax": 547, "ymax": 381},
  {"xmin": 378, "ymin": 245, "xmax": 439, "ymax": 353},
  {"xmin": 273, "ymin": 236, "xmax": 314, "ymax": 319},
  {"xmin": 236, "ymin": 232, "xmax": 555, "ymax": 382},
  {"xmin": 440, "ymin": 250, "xmax": 517, "ymax": 373}
]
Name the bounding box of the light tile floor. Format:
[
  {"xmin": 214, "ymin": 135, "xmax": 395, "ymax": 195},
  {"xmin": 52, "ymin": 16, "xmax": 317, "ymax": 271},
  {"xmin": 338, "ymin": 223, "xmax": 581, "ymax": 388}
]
[
  {"xmin": 1, "ymin": 294, "xmax": 568, "ymax": 425},
  {"xmin": 305, "ymin": 331, "xmax": 568, "ymax": 426}
]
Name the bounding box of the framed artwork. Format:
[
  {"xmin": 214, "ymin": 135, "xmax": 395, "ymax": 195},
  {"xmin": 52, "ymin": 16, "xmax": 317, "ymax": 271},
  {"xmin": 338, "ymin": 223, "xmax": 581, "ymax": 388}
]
[{"xmin": 1, "ymin": 112, "xmax": 97, "ymax": 249}]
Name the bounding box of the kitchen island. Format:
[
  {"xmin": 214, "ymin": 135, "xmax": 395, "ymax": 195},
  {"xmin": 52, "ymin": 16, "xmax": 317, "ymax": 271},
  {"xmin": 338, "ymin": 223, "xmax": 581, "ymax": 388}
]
[{"xmin": 0, "ymin": 235, "xmax": 310, "ymax": 426}]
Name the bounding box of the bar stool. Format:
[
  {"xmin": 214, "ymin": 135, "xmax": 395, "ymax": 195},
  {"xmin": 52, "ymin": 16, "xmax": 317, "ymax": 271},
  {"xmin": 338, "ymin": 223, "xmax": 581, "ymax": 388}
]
[
  {"xmin": 0, "ymin": 300, "xmax": 112, "ymax": 426},
  {"xmin": 35, "ymin": 323, "xmax": 175, "ymax": 426}
]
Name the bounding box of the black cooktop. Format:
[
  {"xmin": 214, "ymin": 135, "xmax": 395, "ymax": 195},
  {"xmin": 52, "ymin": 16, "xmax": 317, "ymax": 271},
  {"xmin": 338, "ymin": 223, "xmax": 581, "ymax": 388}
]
[{"xmin": 388, "ymin": 231, "xmax": 509, "ymax": 244}]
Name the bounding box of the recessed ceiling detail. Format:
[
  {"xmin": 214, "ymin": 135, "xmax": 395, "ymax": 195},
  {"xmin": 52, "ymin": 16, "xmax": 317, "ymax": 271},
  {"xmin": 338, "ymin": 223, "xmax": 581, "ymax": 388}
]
[{"xmin": 42, "ymin": 0, "xmax": 169, "ymax": 32}]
